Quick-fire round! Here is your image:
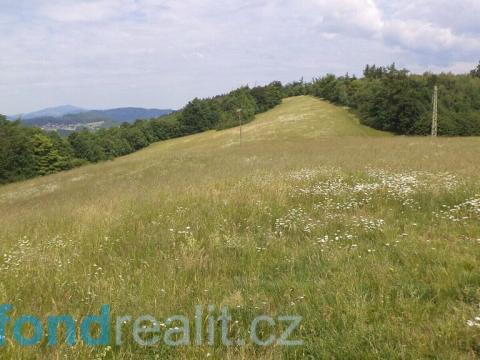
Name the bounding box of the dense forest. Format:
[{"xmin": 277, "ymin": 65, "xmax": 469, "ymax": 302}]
[
  {"xmin": 1, "ymin": 63, "xmax": 480, "ymax": 184},
  {"xmin": 290, "ymin": 62, "xmax": 480, "ymax": 136}
]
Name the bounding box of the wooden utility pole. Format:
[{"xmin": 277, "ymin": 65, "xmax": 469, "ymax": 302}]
[
  {"xmin": 431, "ymin": 85, "xmax": 438, "ymax": 137},
  {"xmin": 236, "ymin": 108, "xmax": 243, "ymax": 145}
]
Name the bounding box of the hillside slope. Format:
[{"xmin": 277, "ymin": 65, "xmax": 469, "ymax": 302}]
[
  {"xmin": 1, "ymin": 96, "xmax": 480, "ymax": 359},
  {"xmin": 241, "ymin": 95, "xmax": 389, "ymax": 139}
]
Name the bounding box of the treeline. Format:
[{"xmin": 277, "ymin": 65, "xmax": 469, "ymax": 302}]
[
  {"xmin": 0, "ymin": 83, "xmax": 283, "ymax": 184},
  {"xmin": 289, "ymin": 63, "xmax": 480, "ymax": 135},
  {"xmin": 2, "ymin": 63, "xmax": 480, "ymax": 184}
]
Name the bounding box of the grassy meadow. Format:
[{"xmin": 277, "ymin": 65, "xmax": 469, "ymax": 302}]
[{"xmin": 1, "ymin": 96, "xmax": 480, "ymax": 358}]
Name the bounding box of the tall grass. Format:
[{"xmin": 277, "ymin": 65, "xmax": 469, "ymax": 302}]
[{"xmin": 0, "ymin": 97, "xmax": 479, "ymax": 358}]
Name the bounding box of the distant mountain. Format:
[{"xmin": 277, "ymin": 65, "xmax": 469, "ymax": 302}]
[
  {"xmin": 14, "ymin": 107, "xmax": 174, "ymax": 132},
  {"xmin": 9, "ymin": 105, "xmax": 86, "ymax": 120},
  {"xmin": 79, "ymin": 107, "xmax": 174, "ymax": 123}
]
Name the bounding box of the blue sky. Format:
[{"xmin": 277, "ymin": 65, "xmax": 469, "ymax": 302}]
[{"xmin": 1, "ymin": 0, "xmax": 479, "ymax": 114}]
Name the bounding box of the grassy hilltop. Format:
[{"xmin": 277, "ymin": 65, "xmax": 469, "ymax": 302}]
[{"xmin": 1, "ymin": 96, "xmax": 480, "ymax": 358}]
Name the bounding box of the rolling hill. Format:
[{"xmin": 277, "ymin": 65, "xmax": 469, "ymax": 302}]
[
  {"xmin": 8, "ymin": 105, "xmax": 86, "ymax": 120},
  {"xmin": 10, "ymin": 106, "xmax": 174, "ymax": 133},
  {"xmin": 1, "ymin": 96, "xmax": 479, "ymax": 358}
]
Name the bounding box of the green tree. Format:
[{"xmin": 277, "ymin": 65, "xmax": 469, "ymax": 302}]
[
  {"xmin": 217, "ymin": 88, "xmax": 257, "ymax": 129},
  {"xmin": 470, "ymin": 61, "xmax": 480, "ymax": 78},
  {"xmin": 32, "ymin": 133, "xmax": 71, "ymax": 175},
  {"xmin": 179, "ymin": 98, "xmax": 221, "ymax": 133},
  {"xmin": 68, "ymin": 130, "xmax": 105, "ymax": 162},
  {"xmin": 250, "ymin": 82, "xmax": 283, "ymax": 113},
  {"xmin": 0, "ymin": 116, "xmax": 36, "ymax": 183},
  {"xmin": 120, "ymin": 124, "xmax": 149, "ymax": 150}
]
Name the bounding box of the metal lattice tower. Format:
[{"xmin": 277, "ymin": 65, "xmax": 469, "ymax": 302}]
[{"xmin": 431, "ymin": 85, "xmax": 438, "ymax": 137}]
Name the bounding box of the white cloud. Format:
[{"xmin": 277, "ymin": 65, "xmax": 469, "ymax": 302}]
[
  {"xmin": 409, "ymin": 61, "xmax": 478, "ymax": 74},
  {"xmin": 305, "ymin": 0, "xmax": 384, "ymax": 36},
  {"xmin": 383, "ymin": 20, "xmax": 480, "ymax": 53},
  {"xmin": 380, "ymin": 0, "xmax": 480, "ymax": 35},
  {"xmin": 0, "ymin": 0, "xmax": 479, "ymax": 114},
  {"xmin": 41, "ymin": 0, "xmax": 138, "ymax": 22}
]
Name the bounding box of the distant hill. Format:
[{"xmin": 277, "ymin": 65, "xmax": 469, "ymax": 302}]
[
  {"xmin": 9, "ymin": 105, "xmax": 86, "ymax": 120},
  {"xmin": 11, "ymin": 106, "xmax": 174, "ymax": 132},
  {"xmin": 81, "ymin": 108, "xmax": 174, "ymax": 123}
]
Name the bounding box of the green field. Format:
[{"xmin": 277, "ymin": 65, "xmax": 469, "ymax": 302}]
[{"xmin": 1, "ymin": 96, "xmax": 480, "ymax": 359}]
